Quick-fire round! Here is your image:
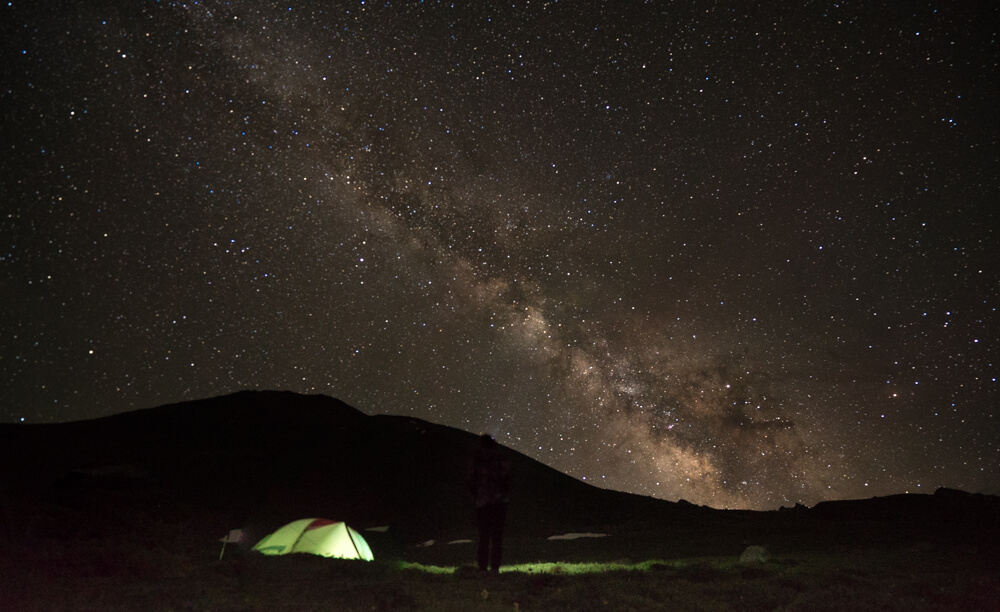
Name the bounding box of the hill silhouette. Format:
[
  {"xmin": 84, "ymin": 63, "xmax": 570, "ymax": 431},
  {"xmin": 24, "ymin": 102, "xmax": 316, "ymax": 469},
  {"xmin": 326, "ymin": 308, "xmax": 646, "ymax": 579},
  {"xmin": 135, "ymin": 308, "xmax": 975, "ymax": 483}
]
[{"xmin": 1, "ymin": 390, "xmax": 997, "ymax": 563}]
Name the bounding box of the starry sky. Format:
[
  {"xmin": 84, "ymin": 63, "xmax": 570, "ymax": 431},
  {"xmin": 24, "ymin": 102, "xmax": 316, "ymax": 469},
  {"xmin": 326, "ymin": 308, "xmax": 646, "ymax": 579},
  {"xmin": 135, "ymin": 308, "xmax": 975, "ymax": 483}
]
[{"xmin": 3, "ymin": 1, "xmax": 997, "ymax": 509}]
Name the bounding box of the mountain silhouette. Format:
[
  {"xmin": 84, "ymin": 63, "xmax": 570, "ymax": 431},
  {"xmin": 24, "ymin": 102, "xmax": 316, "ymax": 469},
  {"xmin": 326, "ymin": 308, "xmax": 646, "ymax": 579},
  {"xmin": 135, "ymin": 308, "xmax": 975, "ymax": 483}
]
[{"xmin": 1, "ymin": 390, "xmax": 996, "ymax": 562}]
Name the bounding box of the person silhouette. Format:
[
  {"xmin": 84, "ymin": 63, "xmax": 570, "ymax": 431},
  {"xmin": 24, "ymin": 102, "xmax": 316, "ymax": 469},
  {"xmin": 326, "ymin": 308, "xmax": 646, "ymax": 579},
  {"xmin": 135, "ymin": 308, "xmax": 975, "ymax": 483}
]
[{"xmin": 466, "ymin": 433, "xmax": 511, "ymax": 574}]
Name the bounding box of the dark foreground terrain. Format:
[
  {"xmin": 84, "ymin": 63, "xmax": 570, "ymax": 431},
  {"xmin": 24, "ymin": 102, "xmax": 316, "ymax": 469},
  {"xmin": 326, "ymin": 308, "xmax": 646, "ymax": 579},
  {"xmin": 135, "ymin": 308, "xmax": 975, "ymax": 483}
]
[
  {"xmin": 2, "ymin": 391, "xmax": 997, "ymax": 610},
  {"xmin": 4, "ymin": 545, "xmax": 998, "ymax": 611}
]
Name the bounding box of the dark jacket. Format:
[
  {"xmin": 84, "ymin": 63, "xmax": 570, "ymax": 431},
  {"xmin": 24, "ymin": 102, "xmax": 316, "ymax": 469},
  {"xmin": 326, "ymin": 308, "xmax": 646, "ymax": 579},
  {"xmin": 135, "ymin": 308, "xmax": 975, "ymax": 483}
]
[{"xmin": 467, "ymin": 442, "xmax": 511, "ymax": 508}]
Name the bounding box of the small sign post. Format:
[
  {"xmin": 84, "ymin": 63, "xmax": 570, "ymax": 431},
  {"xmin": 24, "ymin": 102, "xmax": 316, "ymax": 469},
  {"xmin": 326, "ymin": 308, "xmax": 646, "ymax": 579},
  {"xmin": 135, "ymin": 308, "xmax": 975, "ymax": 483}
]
[{"xmin": 219, "ymin": 529, "xmax": 245, "ymax": 560}]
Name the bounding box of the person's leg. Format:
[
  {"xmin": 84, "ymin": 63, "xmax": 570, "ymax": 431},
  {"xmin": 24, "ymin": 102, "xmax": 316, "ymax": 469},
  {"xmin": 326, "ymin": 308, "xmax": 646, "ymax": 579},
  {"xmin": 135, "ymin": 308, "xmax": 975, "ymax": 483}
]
[
  {"xmin": 489, "ymin": 503, "xmax": 507, "ymax": 573},
  {"xmin": 476, "ymin": 506, "xmax": 490, "ymax": 571}
]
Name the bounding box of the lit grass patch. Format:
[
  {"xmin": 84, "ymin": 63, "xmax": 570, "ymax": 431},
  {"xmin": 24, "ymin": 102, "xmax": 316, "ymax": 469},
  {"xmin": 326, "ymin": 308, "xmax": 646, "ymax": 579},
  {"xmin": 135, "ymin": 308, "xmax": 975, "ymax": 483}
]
[
  {"xmin": 403, "ymin": 559, "xmax": 673, "ymax": 575},
  {"xmin": 401, "ymin": 559, "xmax": 682, "ymax": 575},
  {"xmin": 398, "ymin": 561, "xmax": 459, "ymax": 574},
  {"xmin": 506, "ymin": 560, "xmax": 632, "ymax": 574},
  {"xmin": 483, "ymin": 558, "xmax": 694, "ymax": 575}
]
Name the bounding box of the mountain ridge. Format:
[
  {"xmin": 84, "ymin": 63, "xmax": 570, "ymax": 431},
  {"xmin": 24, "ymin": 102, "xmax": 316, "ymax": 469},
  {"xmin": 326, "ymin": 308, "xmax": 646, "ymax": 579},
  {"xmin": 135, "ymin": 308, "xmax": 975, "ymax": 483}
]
[{"xmin": 2, "ymin": 390, "xmax": 996, "ymax": 560}]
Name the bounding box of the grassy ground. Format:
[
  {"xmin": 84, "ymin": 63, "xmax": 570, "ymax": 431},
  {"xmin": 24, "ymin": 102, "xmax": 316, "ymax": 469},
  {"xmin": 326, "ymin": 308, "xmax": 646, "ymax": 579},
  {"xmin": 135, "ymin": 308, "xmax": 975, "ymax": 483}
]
[
  {"xmin": 5, "ymin": 539, "xmax": 997, "ymax": 611},
  {"xmin": 4, "ymin": 491, "xmax": 996, "ymax": 610}
]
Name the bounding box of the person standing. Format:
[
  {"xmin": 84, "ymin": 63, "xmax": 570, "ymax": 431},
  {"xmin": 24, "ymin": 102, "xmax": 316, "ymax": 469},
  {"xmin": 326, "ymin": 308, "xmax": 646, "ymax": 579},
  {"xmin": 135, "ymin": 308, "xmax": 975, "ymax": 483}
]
[{"xmin": 467, "ymin": 433, "xmax": 511, "ymax": 574}]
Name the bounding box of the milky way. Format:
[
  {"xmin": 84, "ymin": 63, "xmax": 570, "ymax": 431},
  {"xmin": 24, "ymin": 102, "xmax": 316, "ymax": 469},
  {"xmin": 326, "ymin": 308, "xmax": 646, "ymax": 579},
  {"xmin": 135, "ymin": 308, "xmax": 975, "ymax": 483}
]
[{"xmin": 3, "ymin": 1, "xmax": 997, "ymax": 509}]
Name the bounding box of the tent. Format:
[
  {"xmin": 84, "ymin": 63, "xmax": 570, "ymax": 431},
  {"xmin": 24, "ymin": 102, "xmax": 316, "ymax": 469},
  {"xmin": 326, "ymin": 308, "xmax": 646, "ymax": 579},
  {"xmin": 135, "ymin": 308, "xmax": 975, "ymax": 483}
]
[{"xmin": 253, "ymin": 519, "xmax": 374, "ymax": 561}]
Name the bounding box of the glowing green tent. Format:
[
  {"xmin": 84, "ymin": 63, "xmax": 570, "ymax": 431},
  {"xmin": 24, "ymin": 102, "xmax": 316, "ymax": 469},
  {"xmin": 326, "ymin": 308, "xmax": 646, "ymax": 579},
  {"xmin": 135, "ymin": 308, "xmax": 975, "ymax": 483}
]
[{"xmin": 253, "ymin": 519, "xmax": 374, "ymax": 561}]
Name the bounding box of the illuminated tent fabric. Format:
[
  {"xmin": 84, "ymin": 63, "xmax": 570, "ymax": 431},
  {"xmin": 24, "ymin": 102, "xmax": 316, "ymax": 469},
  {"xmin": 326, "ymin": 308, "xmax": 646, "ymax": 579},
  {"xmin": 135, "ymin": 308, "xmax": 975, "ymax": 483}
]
[{"xmin": 253, "ymin": 519, "xmax": 374, "ymax": 561}]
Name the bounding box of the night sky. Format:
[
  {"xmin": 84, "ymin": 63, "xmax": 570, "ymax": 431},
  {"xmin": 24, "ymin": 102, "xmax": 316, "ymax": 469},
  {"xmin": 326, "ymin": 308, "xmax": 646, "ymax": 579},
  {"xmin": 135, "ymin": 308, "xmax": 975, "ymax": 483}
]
[{"xmin": 3, "ymin": 1, "xmax": 997, "ymax": 510}]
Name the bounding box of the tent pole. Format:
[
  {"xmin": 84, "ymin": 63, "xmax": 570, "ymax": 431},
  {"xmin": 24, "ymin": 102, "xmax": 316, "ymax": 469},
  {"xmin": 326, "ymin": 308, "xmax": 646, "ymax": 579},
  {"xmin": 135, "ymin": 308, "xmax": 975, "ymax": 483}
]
[{"xmin": 344, "ymin": 524, "xmax": 361, "ymax": 558}]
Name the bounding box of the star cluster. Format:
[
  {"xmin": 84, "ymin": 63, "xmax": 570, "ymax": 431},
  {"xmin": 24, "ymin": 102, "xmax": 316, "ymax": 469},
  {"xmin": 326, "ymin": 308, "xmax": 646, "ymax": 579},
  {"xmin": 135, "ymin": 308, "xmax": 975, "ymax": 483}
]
[{"xmin": 2, "ymin": 1, "xmax": 997, "ymax": 509}]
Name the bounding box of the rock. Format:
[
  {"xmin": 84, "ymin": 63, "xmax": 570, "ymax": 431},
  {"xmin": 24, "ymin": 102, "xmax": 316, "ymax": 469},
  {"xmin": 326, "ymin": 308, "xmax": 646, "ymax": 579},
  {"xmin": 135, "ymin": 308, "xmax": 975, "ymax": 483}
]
[{"xmin": 740, "ymin": 545, "xmax": 769, "ymax": 566}]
